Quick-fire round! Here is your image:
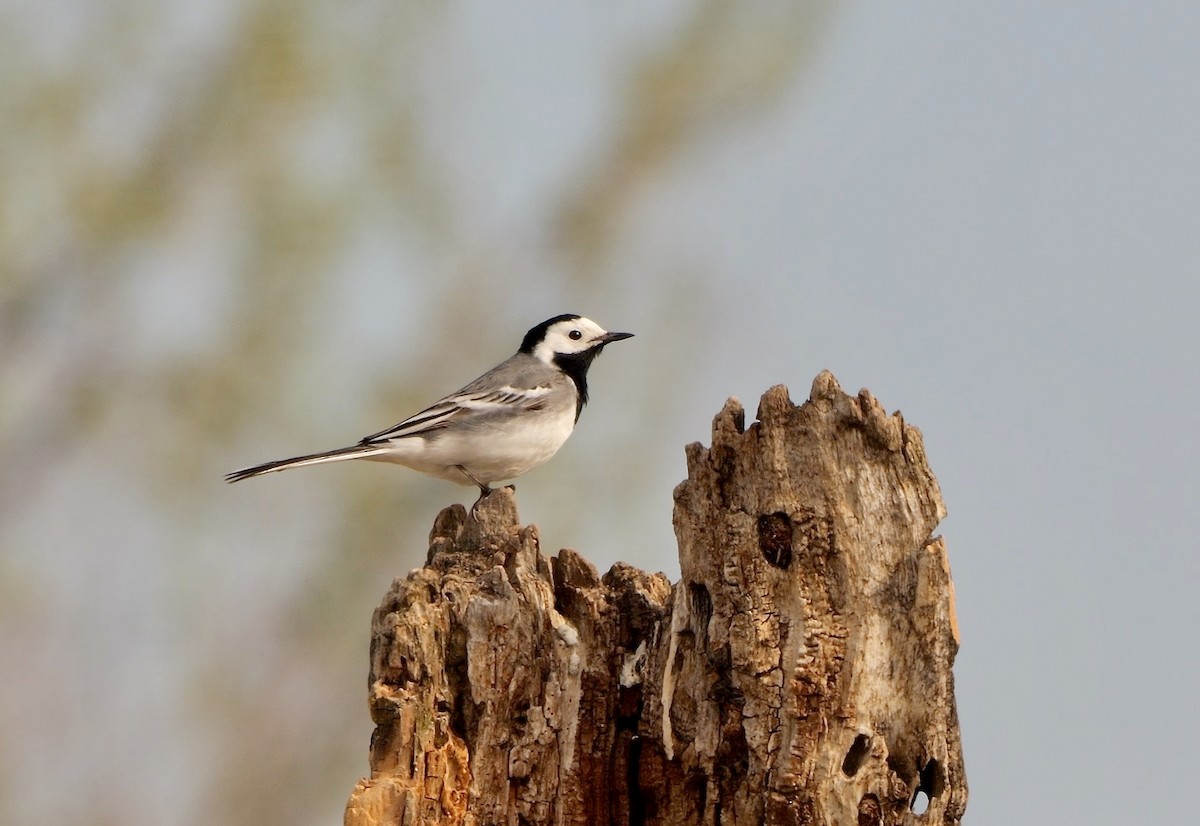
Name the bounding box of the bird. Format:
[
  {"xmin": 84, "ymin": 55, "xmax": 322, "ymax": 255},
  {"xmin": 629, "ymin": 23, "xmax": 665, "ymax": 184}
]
[{"xmin": 225, "ymin": 314, "xmax": 633, "ymax": 501}]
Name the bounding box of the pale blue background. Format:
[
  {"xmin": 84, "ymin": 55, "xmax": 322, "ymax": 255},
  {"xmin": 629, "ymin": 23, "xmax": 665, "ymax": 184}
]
[{"xmin": 2, "ymin": 3, "xmax": 1197, "ymax": 823}]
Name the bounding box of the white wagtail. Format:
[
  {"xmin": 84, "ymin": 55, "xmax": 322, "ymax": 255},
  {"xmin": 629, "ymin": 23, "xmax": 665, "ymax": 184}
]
[{"xmin": 225, "ymin": 315, "xmax": 633, "ymax": 500}]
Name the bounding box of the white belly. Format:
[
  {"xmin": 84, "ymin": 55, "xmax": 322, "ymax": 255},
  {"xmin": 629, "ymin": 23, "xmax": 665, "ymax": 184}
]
[{"xmin": 367, "ymin": 409, "xmax": 576, "ymax": 486}]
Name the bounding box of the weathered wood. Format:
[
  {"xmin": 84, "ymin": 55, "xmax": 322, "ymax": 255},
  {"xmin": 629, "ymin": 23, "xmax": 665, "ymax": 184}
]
[{"xmin": 345, "ymin": 371, "xmax": 966, "ymax": 825}]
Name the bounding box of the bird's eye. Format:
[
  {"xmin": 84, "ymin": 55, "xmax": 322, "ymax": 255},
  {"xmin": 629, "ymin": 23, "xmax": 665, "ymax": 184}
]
[{"xmin": 568, "ymin": 329, "xmax": 583, "ymax": 340}]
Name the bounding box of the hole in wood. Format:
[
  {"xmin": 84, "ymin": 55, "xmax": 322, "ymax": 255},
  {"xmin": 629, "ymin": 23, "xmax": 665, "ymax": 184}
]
[
  {"xmin": 512, "ymin": 699, "xmax": 531, "ymax": 738},
  {"xmin": 842, "ymin": 733, "xmax": 871, "ymax": 777},
  {"xmin": 444, "ymin": 625, "xmax": 477, "ymax": 743},
  {"xmin": 758, "ymin": 512, "xmax": 794, "ymax": 568},
  {"xmin": 687, "ymin": 582, "xmax": 712, "ymax": 642},
  {"xmin": 627, "ymin": 733, "xmax": 647, "ymax": 826},
  {"xmin": 912, "ymin": 757, "xmax": 943, "ymax": 815}
]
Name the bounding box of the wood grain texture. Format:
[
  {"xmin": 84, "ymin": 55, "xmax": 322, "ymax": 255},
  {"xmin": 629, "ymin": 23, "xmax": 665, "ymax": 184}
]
[{"xmin": 345, "ymin": 372, "xmax": 966, "ymax": 825}]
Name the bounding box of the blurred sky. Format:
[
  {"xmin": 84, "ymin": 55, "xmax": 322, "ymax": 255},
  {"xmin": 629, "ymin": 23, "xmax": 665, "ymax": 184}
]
[{"xmin": 3, "ymin": 2, "xmax": 1199, "ymax": 824}]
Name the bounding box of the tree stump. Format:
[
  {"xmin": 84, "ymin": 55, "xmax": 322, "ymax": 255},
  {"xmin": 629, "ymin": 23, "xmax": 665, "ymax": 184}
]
[{"xmin": 344, "ymin": 371, "xmax": 966, "ymax": 826}]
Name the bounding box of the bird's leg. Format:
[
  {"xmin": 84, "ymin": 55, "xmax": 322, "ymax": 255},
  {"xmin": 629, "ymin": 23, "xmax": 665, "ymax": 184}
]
[{"xmin": 455, "ymin": 464, "xmax": 492, "ymax": 503}]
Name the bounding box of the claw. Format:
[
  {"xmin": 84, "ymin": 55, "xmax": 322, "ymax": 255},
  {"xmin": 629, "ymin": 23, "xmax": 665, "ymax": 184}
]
[{"xmin": 461, "ymin": 466, "xmax": 492, "ymax": 519}]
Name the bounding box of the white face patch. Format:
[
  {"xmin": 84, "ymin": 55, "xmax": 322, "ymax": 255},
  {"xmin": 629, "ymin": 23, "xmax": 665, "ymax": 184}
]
[{"xmin": 532, "ymin": 317, "xmax": 609, "ymax": 364}]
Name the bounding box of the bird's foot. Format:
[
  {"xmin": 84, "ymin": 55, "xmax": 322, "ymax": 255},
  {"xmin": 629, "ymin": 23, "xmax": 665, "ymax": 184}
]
[
  {"xmin": 464, "ymin": 484, "xmax": 520, "ymax": 521},
  {"xmin": 469, "ymin": 487, "xmax": 492, "ymax": 518},
  {"xmin": 457, "ymin": 465, "xmax": 494, "ymax": 518}
]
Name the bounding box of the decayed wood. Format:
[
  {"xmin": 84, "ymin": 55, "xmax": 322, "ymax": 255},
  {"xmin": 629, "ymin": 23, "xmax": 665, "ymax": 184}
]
[{"xmin": 344, "ymin": 371, "xmax": 966, "ymax": 825}]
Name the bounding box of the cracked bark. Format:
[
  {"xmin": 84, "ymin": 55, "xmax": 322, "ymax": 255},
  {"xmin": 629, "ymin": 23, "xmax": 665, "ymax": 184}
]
[{"xmin": 344, "ymin": 371, "xmax": 967, "ymax": 826}]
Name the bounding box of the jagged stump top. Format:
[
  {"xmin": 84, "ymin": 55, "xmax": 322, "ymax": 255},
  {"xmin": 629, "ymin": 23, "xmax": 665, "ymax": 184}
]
[{"xmin": 346, "ymin": 372, "xmax": 966, "ymax": 826}]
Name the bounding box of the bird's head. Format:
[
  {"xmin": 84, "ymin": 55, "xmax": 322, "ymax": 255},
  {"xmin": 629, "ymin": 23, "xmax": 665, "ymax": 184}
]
[{"xmin": 521, "ymin": 314, "xmax": 634, "ymax": 367}]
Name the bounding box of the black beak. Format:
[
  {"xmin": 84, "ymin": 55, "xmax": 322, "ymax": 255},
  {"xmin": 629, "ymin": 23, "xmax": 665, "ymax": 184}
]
[{"xmin": 600, "ymin": 331, "xmax": 634, "ymax": 344}]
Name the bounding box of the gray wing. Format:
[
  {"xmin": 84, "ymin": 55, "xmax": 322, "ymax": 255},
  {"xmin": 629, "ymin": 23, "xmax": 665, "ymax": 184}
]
[{"xmin": 360, "ymin": 354, "xmax": 562, "ymax": 444}]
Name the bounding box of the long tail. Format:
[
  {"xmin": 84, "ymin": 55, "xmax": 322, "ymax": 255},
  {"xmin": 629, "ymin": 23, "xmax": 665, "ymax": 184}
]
[{"xmin": 225, "ymin": 444, "xmax": 394, "ymax": 483}]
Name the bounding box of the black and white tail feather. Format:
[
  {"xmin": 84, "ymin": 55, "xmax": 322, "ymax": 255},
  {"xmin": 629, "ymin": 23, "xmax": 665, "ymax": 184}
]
[{"xmin": 225, "ymin": 315, "xmax": 632, "ymax": 498}]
